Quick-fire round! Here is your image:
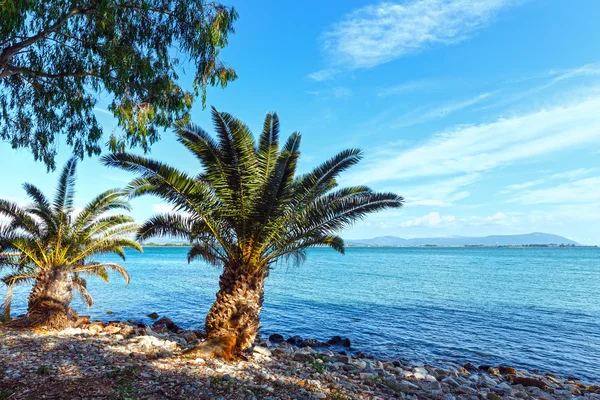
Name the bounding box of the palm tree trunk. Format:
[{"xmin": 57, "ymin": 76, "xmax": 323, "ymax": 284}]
[
  {"xmin": 201, "ymin": 262, "xmax": 267, "ymax": 359},
  {"xmin": 26, "ymin": 267, "xmax": 76, "ymax": 330}
]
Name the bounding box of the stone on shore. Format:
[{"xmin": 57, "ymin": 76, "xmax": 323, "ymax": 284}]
[{"xmin": 1, "ymin": 320, "xmax": 599, "ymax": 400}]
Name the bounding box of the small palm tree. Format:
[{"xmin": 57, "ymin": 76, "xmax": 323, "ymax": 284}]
[
  {"xmin": 103, "ymin": 108, "xmax": 403, "ymax": 358},
  {"xmin": 0, "ymin": 157, "xmax": 141, "ymax": 329}
]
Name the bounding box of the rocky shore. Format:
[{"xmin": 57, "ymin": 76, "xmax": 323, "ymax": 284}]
[{"xmin": 1, "ymin": 318, "xmax": 599, "ymax": 399}]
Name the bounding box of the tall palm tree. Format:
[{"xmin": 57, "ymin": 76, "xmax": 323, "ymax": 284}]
[
  {"xmin": 102, "ymin": 108, "xmax": 403, "ymax": 358},
  {"xmin": 0, "ymin": 157, "xmax": 141, "ymax": 329}
]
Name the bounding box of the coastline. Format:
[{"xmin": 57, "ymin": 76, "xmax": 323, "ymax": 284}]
[{"xmin": 1, "ymin": 318, "xmax": 598, "ymax": 399}]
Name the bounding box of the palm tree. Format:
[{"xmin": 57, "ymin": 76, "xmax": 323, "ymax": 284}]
[
  {"xmin": 0, "ymin": 157, "xmax": 141, "ymax": 329},
  {"xmin": 102, "ymin": 108, "xmax": 403, "ymax": 358}
]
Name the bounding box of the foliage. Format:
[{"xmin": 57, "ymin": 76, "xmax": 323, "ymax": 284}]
[
  {"xmin": 37, "ymin": 364, "xmax": 50, "ymax": 375},
  {"xmin": 309, "ymin": 356, "xmax": 329, "ymax": 374},
  {"xmin": 0, "ymin": 156, "xmax": 141, "ymax": 319},
  {"xmin": 102, "ymin": 107, "xmax": 403, "ymax": 272},
  {"xmin": 0, "ymin": 0, "xmax": 237, "ymax": 169}
]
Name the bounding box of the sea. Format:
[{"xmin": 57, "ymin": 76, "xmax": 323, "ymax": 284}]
[{"xmin": 3, "ymin": 247, "xmax": 599, "ymax": 381}]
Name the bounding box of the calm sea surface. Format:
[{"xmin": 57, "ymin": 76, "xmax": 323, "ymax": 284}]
[{"xmin": 3, "ymin": 247, "xmax": 600, "ymax": 381}]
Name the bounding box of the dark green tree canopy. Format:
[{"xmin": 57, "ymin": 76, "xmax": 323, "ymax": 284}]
[{"xmin": 0, "ymin": 0, "xmax": 238, "ymax": 169}]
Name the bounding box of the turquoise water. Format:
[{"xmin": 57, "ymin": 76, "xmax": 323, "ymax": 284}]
[{"xmin": 3, "ymin": 247, "xmax": 600, "ymax": 381}]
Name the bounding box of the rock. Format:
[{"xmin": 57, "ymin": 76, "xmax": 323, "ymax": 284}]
[
  {"xmin": 153, "ymin": 324, "xmax": 169, "ymax": 334},
  {"xmin": 478, "ymin": 375, "xmax": 498, "ymax": 388},
  {"xmin": 253, "ymin": 346, "xmax": 272, "ymax": 357},
  {"xmin": 327, "ymin": 336, "xmax": 343, "ymax": 345},
  {"xmin": 287, "ymin": 335, "xmax": 302, "ymax": 345},
  {"xmin": 360, "ymin": 372, "xmax": 375, "ymax": 380},
  {"xmin": 104, "ymin": 324, "xmax": 121, "ymax": 335},
  {"xmin": 153, "ymin": 317, "xmax": 175, "ymax": 330},
  {"xmin": 292, "ymin": 353, "xmax": 313, "ymax": 362},
  {"xmin": 106, "ymin": 311, "xmax": 113, "ymax": 315},
  {"xmin": 74, "ymin": 315, "xmax": 91, "ymax": 326},
  {"xmin": 120, "ymin": 325, "xmax": 134, "ymax": 337},
  {"xmin": 486, "ymin": 393, "xmax": 502, "ymax": 400},
  {"xmin": 182, "ymin": 331, "xmax": 197, "ymax": 343},
  {"xmin": 268, "ymin": 333, "xmax": 284, "ymax": 343},
  {"xmin": 299, "ymin": 339, "xmax": 324, "ymax": 348},
  {"xmin": 421, "ymin": 380, "xmax": 442, "ymax": 391},
  {"xmin": 314, "ymin": 393, "xmax": 327, "ymax": 399},
  {"xmin": 147, "ymin": 312, "xmax": 159, "ymax": 319},
  {"xmin": 512, "ymin": 376, "xmax": 547, "ymax": 389},
  {"xmin": 88, "ymin": 324, "xmax": 103, "ymax": 334},
  {"xmin": 442, "ymin": 377, "xmax": 460, "ymax": 388},
  {"xmin": 272, "ymin": 348, "xmax": 290, "ymax": 357},
  {"xmin": 464, "ymin": 363, "xmax": 478, "ymax": 371},
  {"xmin": 334, "ymin": 354, "xmax": 351, "ymax": 364},
  {"xmin": 340, "ymin": 338, "xmax": 351, "ymax": 348},
  {"xmin": 498, "ymin": 366, "xmax": 517, "ymax": 375}
]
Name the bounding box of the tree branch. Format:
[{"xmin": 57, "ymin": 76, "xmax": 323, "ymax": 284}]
[{"xmin": 0, "ymin": 6, "xmax": 96, "ymax": 69}]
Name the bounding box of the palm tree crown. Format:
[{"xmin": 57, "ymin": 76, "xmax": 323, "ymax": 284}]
[
  {"xmin": 0, "ymin": 157, "xmax": 141, "ymax": 323},
  {"xmin": 103, "ymin": 107, "xmax": 403, "ymax": 269}
]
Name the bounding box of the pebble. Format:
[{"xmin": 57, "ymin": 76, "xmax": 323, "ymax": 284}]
[{"xmin": 1, "ymin": 321, "xmax": 598, "ymax": 400}]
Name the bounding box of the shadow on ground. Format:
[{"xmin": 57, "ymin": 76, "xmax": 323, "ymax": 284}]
[{"xmin": 0, "ymin": 326, "xmax": 341, "ymax": 400}]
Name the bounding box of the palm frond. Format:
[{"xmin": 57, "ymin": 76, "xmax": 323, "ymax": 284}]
[
  {"xmin": 53, "ymin": 156, "xmax": 78, "ymax": 214},
  {"xmin": 136, "ymin": 213, "xmax": 194, "ymax": 242},
  {"xmin": 74, "ymin": 189, "xmax": 131, "ymax": 231},
  {"xmin": 257, "ymin": 112, "xmax": 280, "ymax": 178},
  {"xmin": 73, "ymin": 262, "xmax": 130, "ymax": 285},
  {"xmin": 72, "ymin": 275, "xmax": 94, "ymax": 308},
  {"xmin": 0, "ymin": 199, "xmax": 41, "ymax": 235},
  {"xmin": 187, "ymin": 241, "xmax": 225, "ymax": 267}
]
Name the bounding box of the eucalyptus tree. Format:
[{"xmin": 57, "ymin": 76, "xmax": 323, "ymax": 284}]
[
  {"xmin": 103, "ymin": 108, "xmax": 404, "ymax": 358},
  {"xmin": 0, "ymin": 157, "xmax": 141, "ymax": 329},
  {"xmin": 0, "ymin": 0, "xmax": 237, "ymax": 169}
]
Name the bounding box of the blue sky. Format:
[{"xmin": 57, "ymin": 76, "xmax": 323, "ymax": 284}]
[{"xmin": 1, "ymin": 0, "xmax": 600, "ymax": 244}]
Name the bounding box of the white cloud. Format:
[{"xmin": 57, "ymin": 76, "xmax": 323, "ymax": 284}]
[
  {"xmin": 502, "ymin": 168, "xmax": 597, "ymax": 193},
  {"xmin": 399, "ymin": 211, "xmax": 517, "ymax": 228},
  {"xmin": 478, "ymin": 64, "xmax": 600, "ymax": 111},
  {"xmin": 332, "ymin": 87, "xmax": 353, "ymax": 98},
  {"xmin": 400, "ymin": 212, "xmax": 456, "ymax": 227},
  {"xmin": 391, "ymin": 92, "xmax": 492, "ymax": 128},
  {"xmin": 508, "ymin": 176, "xmax": 600, "ymax": 205},
  {"xmin": 396, "ymin": 173, "xmax": 480, "ymax": 207},
  {"xmin": 308, "ymin": 68, "xmax": 339, "ymax": 82},
  {"xmin": 93, "ymin": 107, "xmax": 112, "ymax": 115},
  {"xmin": 502, "ymin": 179, "xmax": 546, "ymax": 192},
  {"xmin": 407, "ymin": 199, "xmax": 454, "ymax": 207},
  {"xmin": 350, "ymin": 95, "xmax": 600, "ymax": 184},
  {"xmin": 377, "ymin": 79, "xmax": 439, "ymax": 97},
  {"xmin": 318, "ymin": 0, "xmax": 519, "ymax": 70}
]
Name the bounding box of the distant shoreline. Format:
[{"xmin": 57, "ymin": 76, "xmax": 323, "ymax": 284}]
[{"xmin": 141, "ymin": 244, "xmax": 598, "ymax": 249}]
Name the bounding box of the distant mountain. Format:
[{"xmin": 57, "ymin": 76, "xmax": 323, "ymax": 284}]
[{"xmin": 345, "ymin": 232, "xmax": 580, "ymax": 247}]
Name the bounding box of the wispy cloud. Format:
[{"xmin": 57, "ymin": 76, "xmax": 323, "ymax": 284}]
[
  {"xmin": 349, "ymin": 95, "xmax": 600, "ymax": 184},
  {"xmin": 502, "ymin": 168, "xmax": 597, "ymax": 193},
  {"xmin": 391, "ymin": 92, "xmax": 492, "ymax": 128},
  {"xmin": 306, "ymin": 87, "xmax": 352, "ymax": 99},
  {"xmin": 93, "ymin": 107, "xmax": 112, "ymax": 116},
  {"xmin": 398, "ymin": 211, "xmax": 517, "ymax": 228},
  {"xmin": 315, "ymin": 0, "xmax": 520, "ymax": 73},
  {"xmin": 508, "ymin": 176, "xmax": 600, "ymax": 205},
  {"xmin": 308, "ymin": 68, "xmax": 339, "ymax": 82},
  {"xmin": 332, "ymin": 87, "xmax": 353, "ymax": 98},
  {"xmin": 377, "ymin": 79, "xmax": 440, "ymax": 97},
  {"xmin": 478, "ymin": 63, "xmax": 600, "ymax": 111},
  {"xmin": 397, "ymin": 173, "xmax": 480, "ymax": 207}
]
